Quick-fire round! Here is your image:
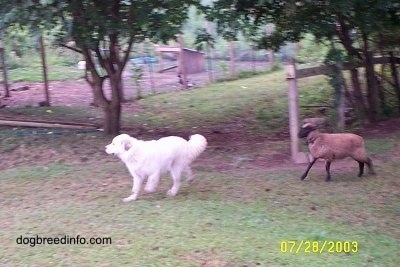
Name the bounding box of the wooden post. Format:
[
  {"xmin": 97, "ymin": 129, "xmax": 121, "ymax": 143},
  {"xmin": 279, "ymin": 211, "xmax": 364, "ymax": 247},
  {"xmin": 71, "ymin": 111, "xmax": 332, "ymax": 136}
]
[
  {"xmin": 145, "ymin": 40, "xmax": 155, "ymax": 94},
  {"xmin": 251, "ymin": 48, "xmax": 256, "ymax": 72},
  {"xmin": 335, "ymin": 62, "xmax": 346, "ymax": 131},
  {"xmin": 178, "ymin": 34, "xmax": 187, "ymax": 89},
  {"xmin": 205, "ymin": 21, "xmax": 214, "ymax": 83},
  {"xmin": 268, "ymin": 50, "xmax": 275, "ymax": 67},
  {"xmin": 229, "ymin": 40, "xmax": 236, "ymax": 79},
  {"xmin": 206, "ymin": 45, "xmax": 213, "ymax": 82},
  {"xmin": 0, "ymin": 38, "xmax": 10, "ymax": 97},
  {"xmin": 40, "ymin": 35, "xmax": 50, "ymax": 106},
  {"xmin": 285, "ymin": 60, "xmax": 309, "ymax": 164},
  {"xmin": 265, "ymin": 23, "xmax": 275, "ymax": 68}
]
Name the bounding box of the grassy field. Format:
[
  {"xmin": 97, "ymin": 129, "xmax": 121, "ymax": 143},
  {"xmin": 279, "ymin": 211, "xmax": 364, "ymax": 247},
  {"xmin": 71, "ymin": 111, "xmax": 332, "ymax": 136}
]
[
  {"xmin": 7, "ymin": 50, "xmax": 83, "ymax": 83},
  {"xmin": 0, "ymin": 72, "xmax": 399, "ymax": 266}
]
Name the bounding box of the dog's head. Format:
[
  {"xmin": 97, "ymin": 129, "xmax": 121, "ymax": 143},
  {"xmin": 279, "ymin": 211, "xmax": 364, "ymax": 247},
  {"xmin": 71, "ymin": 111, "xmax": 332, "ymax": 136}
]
[
  {"xmin": 298, "ymin": 122, "xmax": 317, "ymax": 138},
  {"xmin": 105, "ymin": 134, "xmax": 136, "ymax": 157}
]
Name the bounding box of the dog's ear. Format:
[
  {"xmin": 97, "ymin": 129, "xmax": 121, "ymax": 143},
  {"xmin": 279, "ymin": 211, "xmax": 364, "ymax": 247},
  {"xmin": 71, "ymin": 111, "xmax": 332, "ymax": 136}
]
[{"xmin": 122, "ymin": 139, "xmax": 133, "ymax": 151}]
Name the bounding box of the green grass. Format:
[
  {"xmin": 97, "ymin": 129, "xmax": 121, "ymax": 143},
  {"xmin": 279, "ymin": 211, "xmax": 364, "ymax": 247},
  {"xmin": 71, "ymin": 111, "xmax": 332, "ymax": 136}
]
[
  {"xmin": 1, "ymin": 157, "xmax": 399, "ymax": 266},
  {"xmin": 129, "ymin": 70, "xmax": 329, "ymax": 135},
  {"xmin": 1, "ymin": 71, "xmax": 399, "ymax": 266},
  {"xmin": 7, "ymin": 49, "xmax": 83, "ymax": 82},
  {"xmin": 9, "ymin": 65, "xmax": 83, "ymax": 82},
  {"xmin": 4, "ymin": 69, "xmax": 331, "ymax": 134}
]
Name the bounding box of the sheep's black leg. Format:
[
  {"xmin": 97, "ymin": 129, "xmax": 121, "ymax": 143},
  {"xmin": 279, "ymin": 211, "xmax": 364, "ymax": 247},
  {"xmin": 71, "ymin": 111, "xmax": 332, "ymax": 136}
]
[
  {"xmin": 325, "ymin": 161, "xmax": 332, "ymax": 181},
  {"xmin": 366, "ymin": 158, "xmax": 376, "ymax": 175},
  {"xmin": 300, "ymin": 158, "xmax": 317, "ymax": 180},
  {"xmin": 357, "ymin": 161, "xmax": 364, "ymax": 177}
]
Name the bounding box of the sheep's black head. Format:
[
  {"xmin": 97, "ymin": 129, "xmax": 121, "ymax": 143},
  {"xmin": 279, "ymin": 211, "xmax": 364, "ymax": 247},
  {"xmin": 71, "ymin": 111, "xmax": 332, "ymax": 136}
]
[{"xmin": 298, "ymin": 123, "xmax": 317, "ymax": 138}]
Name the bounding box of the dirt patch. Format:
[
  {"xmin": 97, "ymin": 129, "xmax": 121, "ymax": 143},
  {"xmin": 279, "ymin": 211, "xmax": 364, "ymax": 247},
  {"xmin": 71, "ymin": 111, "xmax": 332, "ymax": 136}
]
[
  {"xmin": 359, "ymin": 117, "xmax": 400, "ymax": 138},
  {"xmin": 1, "ymin": 77, "xmax": 400, "ymax": 171},
  {"xmin": 2, "ymin": 80, "xmax": 96, "ymax": 107},
  {"xmin": 1, "ymin": 60, "xmax": 270, "ymax": 108}
]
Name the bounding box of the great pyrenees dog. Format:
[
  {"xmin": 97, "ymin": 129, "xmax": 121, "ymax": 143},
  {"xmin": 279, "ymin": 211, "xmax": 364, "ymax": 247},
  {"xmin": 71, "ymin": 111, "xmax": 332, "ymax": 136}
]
[{"xmin": 105, "ymin": 133, "xmax": 207, "ymax": 202}]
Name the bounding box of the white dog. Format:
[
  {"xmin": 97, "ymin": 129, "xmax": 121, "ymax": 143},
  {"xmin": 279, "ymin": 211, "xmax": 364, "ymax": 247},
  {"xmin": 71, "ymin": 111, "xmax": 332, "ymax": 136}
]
[{"xmin": 105, "ymin": 133, "xmax": 207, "ymax": 202}]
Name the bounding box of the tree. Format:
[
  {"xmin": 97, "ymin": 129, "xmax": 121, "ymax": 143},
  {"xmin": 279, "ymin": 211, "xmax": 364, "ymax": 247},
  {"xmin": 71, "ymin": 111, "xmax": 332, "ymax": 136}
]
[
  {"xmin": 205, "ymin": 0, "xmax": 400, "ymax": 122},
  {"xmin": 2, "ymin": 0, "xmax": 196, "ymax": 135},
  {"xmin": 194, "ymin": 27, "xmax": 215, "ymax": 82}
]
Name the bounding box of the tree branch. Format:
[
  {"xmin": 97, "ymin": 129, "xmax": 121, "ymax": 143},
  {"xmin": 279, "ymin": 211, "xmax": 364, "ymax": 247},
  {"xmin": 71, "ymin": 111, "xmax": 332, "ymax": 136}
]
[
  {"xmin": 121, "ymin": 36, "xmax": 134, "ymax": 69},
  {"xmin": 336, "ymin": 16, "xmax": 363, "ymax": 60},
  {"xmin": 59, "ymin": 43, "xmax": 82, "ymax": 54},
  {"xmin": 94, "ymin": 46, "xmax": 107, "ymax": 71},
  {"xmin": 82, "ymin": 45, "xmax": 102, "ymax": 81}
]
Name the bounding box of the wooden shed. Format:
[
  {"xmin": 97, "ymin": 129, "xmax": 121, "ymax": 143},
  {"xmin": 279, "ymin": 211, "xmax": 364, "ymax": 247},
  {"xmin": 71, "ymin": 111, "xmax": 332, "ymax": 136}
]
[
  {"xmin": 181, "ymin": 48, "xmax": 205, "ymax": 74},
  {"xmin": 155, "ymin": 46, "xmax": 205, "ymax": 74}
]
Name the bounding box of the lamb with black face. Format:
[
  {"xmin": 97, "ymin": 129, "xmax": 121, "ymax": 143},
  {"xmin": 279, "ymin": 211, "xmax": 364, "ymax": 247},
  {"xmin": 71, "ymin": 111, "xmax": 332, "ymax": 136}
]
[{"xmin": 297, "ymin": 123, "xmax": 375, "ymax": 181}]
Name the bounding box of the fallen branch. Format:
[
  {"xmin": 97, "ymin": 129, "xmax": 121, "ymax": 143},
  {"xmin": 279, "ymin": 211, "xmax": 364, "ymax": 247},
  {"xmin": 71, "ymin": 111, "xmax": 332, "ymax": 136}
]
[{"xmin": 0, "ymin": 119, "xmax": 99, "ymax": 130}]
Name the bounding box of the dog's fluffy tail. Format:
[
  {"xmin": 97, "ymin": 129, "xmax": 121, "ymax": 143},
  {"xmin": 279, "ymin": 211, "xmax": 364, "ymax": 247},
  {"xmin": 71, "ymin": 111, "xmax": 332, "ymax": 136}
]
[{"xmin": 187, "ymin": 134, "xmax": 207, "ymax": 162}]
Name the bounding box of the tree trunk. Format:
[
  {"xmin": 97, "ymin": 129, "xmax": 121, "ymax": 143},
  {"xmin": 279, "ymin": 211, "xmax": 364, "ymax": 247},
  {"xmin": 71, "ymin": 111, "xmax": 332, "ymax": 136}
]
[
  {"xmin": 91, "ymin": 75, "xmax": 121, "ymax": 136},
  {"xmin": 84, "ymin": 65, "xmax": 104, "ymax": 107},
  {"xmin": 93, "ymin": 76, "xmax": 106, "ymax": 107},
  {"xmin": 364, "ymin": 52, "xmax": 379, "ymax": 122},
  {"xmin": 350, "ymin": 68, "xmax": 368, "ymax": 122},
  {"xmin": 334, "ymin": 63, "xmax": 346, "ymax": 131},
  {"xmin": 118, "ymin": 76, "xmax": 125, "ymax": 102},
  {"xmin": 103, "ymin": 74, "xmax": 122, "ymax": 135},
  {"xmin": 103, "ymin": 101, "xmax": 121, "ymax": 136},
  {"xmin": 389, "ymin": 52, "xmax": 400, "ymax": 113},
  {"xmin": 84, "ymin": 65, "xmax": 121, "ymax": 135}
]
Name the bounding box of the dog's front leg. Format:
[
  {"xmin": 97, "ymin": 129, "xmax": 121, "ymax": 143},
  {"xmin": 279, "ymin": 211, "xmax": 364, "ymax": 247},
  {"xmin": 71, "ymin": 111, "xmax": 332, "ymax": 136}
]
[
  {"xmin": 124, "ymin": 170, "xmax": 144, "ymax": 202},
  {"xmin": 144, "ymin": 172, "xmax": 160, "ymax": 193}
]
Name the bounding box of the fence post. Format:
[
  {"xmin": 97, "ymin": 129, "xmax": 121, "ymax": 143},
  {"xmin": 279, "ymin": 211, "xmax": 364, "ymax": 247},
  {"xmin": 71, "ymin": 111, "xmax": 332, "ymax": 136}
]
[
  {"xmin": 178, "ymin": 34, "xmax": 187, "ymax": 89},
  {"xmin": 0, "ymin": 38, "xmax": 10, "ymax": 97},
  {"xmin": 40, "ymin": 35, "xmax": 50, "ymax": 106},
  {"xmin": 229, "ymin": 40, "xmax": 236, "ymax": 79},
  {"xmin": 285, "ymin": 59, "xmax": 309, "ymax": 164}
]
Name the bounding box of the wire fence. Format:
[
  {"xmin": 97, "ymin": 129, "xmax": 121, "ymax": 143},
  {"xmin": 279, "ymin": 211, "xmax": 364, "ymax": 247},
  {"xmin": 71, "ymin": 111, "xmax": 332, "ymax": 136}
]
[
  {"xmin": 122, "ymin": 43, "xmax": 275, "ymax": 99},
  {"xmin": 1, "ymin": 42, "xmax": 278, "ymax": 105}
]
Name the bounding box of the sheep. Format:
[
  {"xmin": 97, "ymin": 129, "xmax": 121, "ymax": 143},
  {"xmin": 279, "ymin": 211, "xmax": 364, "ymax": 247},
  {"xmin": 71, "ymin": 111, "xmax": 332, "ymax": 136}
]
[{"xmin": 298, "ymin": 122, "xmax": 375, "ymax": 181}]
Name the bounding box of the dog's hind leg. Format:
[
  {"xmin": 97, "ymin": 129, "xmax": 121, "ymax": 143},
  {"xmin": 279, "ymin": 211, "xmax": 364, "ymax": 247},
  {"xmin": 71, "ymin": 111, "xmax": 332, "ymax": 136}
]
[
  {"xmin": 185, "ymin": 167, "xmax": 194, "ymax": 184},
  {"xmin": 144, "ymin": 172, "xmax": 160, "ymax": 193},
  {"xmin": 167, "ymin": 167, "xmax": 183, "ymax": 197}
]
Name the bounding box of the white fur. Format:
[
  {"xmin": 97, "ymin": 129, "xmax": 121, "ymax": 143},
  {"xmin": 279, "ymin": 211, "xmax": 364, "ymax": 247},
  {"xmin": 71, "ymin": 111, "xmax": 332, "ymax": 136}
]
[{"xmin": 105, "ymin": 133, "xmax": 207, "ymax": 201}]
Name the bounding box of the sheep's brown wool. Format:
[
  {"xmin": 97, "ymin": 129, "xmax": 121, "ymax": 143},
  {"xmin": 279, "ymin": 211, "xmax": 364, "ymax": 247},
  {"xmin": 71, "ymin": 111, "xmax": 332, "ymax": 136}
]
[{"xmin": 298, "ymin": 123, "xmax": 375, "ymax": 181}]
